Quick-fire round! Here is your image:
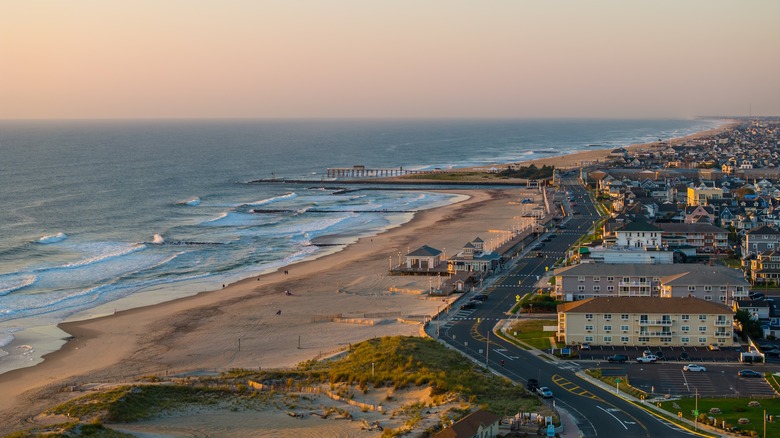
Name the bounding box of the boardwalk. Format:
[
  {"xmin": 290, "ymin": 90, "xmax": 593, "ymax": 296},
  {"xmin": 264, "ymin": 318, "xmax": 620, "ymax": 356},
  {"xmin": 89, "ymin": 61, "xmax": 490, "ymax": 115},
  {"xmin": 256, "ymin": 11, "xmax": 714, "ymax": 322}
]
[{"xmin": 326, "ymin": 165, "xmax": 438, "ymax": 178}]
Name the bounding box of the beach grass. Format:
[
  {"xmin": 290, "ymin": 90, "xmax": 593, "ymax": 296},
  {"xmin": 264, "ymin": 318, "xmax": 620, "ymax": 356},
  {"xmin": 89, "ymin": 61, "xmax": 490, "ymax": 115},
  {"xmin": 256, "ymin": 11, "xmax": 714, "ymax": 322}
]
[{"xmin": 16, "ymin": 336, "xmax": 543, "ymax": 436}]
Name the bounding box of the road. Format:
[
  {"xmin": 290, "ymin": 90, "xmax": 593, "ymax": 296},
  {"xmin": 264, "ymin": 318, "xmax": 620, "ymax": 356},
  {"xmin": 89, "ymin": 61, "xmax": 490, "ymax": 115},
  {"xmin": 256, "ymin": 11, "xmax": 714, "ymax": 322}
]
[{"xmin": 434, "ymin": 179, "xmax": 699, "ymax": 437}]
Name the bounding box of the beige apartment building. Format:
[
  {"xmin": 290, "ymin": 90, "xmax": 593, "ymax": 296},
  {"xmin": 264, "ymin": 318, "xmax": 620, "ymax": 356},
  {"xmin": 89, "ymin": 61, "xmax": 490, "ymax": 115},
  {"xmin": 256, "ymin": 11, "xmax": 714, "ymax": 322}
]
[{"xmin": 557, "ymin": 297, "xmax": 734, "ymax": 348}]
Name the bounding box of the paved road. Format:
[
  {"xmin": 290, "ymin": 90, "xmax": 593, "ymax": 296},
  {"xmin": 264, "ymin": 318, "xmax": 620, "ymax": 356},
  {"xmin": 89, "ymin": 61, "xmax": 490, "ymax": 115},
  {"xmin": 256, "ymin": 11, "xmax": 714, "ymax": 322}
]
[{"xmin": 434, "ymin": 179, "xmax": 699, "ymax": 437}]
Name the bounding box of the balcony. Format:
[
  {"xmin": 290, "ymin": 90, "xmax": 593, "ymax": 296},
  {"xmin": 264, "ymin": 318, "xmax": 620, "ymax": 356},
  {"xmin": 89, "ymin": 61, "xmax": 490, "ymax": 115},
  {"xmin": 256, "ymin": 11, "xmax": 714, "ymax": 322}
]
[
  {"xmin": 639, "ymin": 331, "xmax": 674, "ymax": 337},
  {"xmin": 619, "ymin": 281, "xmax": 650, "ymax": 287},
  {"xmin": 639, "ymin": 319, "xmax": 673, "ymax": 326},
  {"xmin": 714, "ymin": 320, "xmax": 732, "ymax": 326}
]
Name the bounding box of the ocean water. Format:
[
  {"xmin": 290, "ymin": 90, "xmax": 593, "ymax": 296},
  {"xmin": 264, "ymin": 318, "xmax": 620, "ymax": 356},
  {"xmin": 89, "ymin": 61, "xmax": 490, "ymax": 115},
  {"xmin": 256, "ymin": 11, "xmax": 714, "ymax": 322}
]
[{"xmin": 0, "ymin": 118, "xmax": 722, "ymax": 372}]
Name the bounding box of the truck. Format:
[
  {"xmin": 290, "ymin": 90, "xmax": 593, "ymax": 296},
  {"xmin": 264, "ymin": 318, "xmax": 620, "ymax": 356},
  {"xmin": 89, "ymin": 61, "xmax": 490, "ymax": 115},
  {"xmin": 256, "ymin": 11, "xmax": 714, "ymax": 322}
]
[{"xmin": 636, "ymin": 355, "xmax": 658, "ymax": 363}]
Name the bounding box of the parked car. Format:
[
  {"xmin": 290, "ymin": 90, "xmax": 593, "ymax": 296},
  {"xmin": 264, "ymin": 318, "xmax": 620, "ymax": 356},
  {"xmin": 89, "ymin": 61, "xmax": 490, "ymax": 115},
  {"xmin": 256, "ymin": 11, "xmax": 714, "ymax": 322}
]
[
  {"xmin": 607, "ymin": 354, "xmax": 628, "ymax": 363},
  {"xmin": 531, "ymin": 243, "xmax": 543, "ymax": 250},
  {"xmin": 678, "ymin": 352, "xmax": 690, "ymax": 361},
  {"xmin": 473, "ymin": 294, "xmax": 489, "ymax": 302},
  {"xmin": 580, "ymin": 342, "xmax": 591, "ymax": 350},
  {"xmin": 636, "ymin": 355, "xmax": 658, "ymax": 363},
  {"xmin": 536, "ymin": 386, "xmax": 553, "ymax": 398},
  {"xmin": 459, "ymin": 302, "xmax": 476, "ymax": 310},
  {"xmin": 683, "ymin": 364, "xmax": 707, "ymax": 372},
  {"xmin": 738, "ymin": 369, "xmax": 763, "ymax": 378},
  {"xmin": 526, "ymin": 378, "xmax": 539, "ymax": 391},
  {"xmin": 642, "ymin": 350, "xmax": 653, "ymax": 357},
  {"xmin": 708, "ymin": 344, "xmax": 720, "ymax": 351}
]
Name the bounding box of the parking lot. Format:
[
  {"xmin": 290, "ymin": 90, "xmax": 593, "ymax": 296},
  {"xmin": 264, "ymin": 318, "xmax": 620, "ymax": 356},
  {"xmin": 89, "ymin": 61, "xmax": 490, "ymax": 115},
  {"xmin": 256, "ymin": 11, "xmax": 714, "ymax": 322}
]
[
  {"xmin": 598, "ymin": 363, "xmax": 778, "ymax": 398},
  {"xmin": 576, "ymin": 344, "xmax": 744, "ymax": 363}
]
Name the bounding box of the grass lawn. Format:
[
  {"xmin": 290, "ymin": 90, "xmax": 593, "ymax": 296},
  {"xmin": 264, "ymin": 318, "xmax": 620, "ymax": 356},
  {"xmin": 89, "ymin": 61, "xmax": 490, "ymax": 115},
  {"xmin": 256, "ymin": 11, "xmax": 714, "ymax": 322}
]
[
  {"xmin": 508, "ymin": 319, "xmax": 557, "ymax": 350},
  {"xmin": 658, "ymin": 396, "xmax": 780, "ymax": 436}
]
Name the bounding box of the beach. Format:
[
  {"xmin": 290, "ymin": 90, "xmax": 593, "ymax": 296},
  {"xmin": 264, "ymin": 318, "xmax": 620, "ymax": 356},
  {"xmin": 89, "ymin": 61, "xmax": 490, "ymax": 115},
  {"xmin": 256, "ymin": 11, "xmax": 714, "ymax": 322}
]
[{"xmin": 0, "ymin": 121, "xmax": 734, "ymax": 434}]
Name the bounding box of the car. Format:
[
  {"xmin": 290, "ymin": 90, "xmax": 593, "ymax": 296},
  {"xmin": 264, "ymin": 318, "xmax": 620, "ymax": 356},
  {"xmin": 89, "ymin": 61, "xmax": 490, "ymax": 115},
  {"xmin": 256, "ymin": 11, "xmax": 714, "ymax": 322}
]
[
  {"xmin": 678, "ymin": 352, "xmax": 690, "ymax": 361},
  {"xmin": 473, "ymin": 294, "xmax": 489, "ymax": 302},
  {"xmin": 531, "ymin": 243, "xmax": 543, "ymax": 250},
  {"xmin": 766, "ymin": 349, "xmax": 780, "ymax": 357},
  {"xmin": 536, "ymin": 386, "xmax": 553, "ymax": 398},
  {"xmin": 558, "ymin": 225, "xmax": 566, "ymax": 229},
  {"xmin": 607, "ymin": 354, "xmax": 628, "ymax": 363},
  {"xmin": 459, "ymin": 302, "xmax": 476, "ymax": 310},
  {"xmin": 580, "ymin": 342, "xmax": 591, "ymax": 350},
  {"xmin": 642, "ymin": 350, "xmax": 653, "ymax": 357},
  {"xmin": 636, "ymin": 355, "xmax": 658, "ymax": 363},
  {"xmin": 526, "ymin": 378, "xmax": 539, "ymax": 391},
  {"xmin": 738, "ymin": 369, "xmax": 763, "ymax": 378},
  {"xmin": 684, "ymin": 364, "xmax": 707, "ymax": 372},
  {"xmin": 708, "ymin": 344, "xmax": 720, "ymax": 351}
]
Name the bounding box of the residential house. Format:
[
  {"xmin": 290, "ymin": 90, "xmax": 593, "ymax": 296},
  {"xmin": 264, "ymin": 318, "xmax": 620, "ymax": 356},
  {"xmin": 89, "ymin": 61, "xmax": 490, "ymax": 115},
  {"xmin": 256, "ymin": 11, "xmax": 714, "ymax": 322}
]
[
  {"xmin": 614, "ymin": 220, "xmax": 663, "ymax": 248},
  {"xmin": 657, "ymin": 223, "xmax": 729, "ymax": 253},
  {"xmin": 748, "ymin": 250, "xmax": 780, "ymax": 285},
  {"xmin": 557, "ymin": 297, "xmax": 734, "ymax": 348},
  {"xmin": 742, "ymin": 225, "xmax": 780, "ymax": 256},
  {"xmin": 433, "ymin": 410, "xmax": 502, "ymax": 438}
]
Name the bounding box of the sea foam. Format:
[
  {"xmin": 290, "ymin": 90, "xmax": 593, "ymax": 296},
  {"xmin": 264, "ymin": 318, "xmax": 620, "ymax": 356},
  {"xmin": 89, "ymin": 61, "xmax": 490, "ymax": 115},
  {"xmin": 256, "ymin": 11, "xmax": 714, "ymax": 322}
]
[{"xmin": 37, "ymin": 233, "xmax": 68, "ymax": 244}]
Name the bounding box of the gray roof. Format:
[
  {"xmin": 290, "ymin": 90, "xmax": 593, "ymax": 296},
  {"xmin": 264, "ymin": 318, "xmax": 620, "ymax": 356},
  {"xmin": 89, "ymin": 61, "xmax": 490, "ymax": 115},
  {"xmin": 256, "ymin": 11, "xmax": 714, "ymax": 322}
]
[
  {"xmin": 406, "ymin": 245, "xmax": 442, "ymax": 257},
  {"xmin": 617, "ymin": 221, "xmax": 662, "ymax": 232},
  {"xmin": 658, "ymin": 223, "xmax": 728, "ymax": 234},
  {"xmin": 746, "ymin": 225, "xmax": 780, "ymax": 235},
  {"xmin": 555, "ymin": 263, "xmax": 748, "ymax": 286}
]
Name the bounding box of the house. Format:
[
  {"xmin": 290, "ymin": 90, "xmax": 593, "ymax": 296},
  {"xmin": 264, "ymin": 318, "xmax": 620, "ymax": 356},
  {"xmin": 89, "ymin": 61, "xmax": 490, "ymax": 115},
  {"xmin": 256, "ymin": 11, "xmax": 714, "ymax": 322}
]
[
  {"xmin": 614, "ymin": 220, "xmax": 663, "ymax": 248},
  {"xmin": 748, "ymin": 250, "xmax": 780, "ymax": 285},
  {"xmin": 553, "ymin": 263, "xmax": 749, "ymax": 303},
  {"xmin": 733, "ymin": 299, "xmax": 771, "ymax": 320},
  {"xmin": 556, "ymin": 297, "xmax": 734, "ymax": 348},
  {"xmin": 434, "ymin": 410, "xmax": 502, "ymax": 438},
  {"xmin": 742, "ymin": 225, "xmax": 780, "ymax": 257},
  {"xmin": 403, "ymin": 245, "xmax": 443, "ymax": 271},
  {"xmin": 448, "ymin": 237, "xmax": 501, "ymax": 273},
  {"xmin": 687, "ymin": 184, "xmax": 724, "ymax": 206}
]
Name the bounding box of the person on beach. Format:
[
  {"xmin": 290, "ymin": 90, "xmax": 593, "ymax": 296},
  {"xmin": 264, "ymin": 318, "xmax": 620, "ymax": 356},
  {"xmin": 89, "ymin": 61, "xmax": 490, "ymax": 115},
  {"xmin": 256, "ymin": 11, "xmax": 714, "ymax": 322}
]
[{"xmin": 276, "ymin": 309, "xmax": 282, "ymax": 315}]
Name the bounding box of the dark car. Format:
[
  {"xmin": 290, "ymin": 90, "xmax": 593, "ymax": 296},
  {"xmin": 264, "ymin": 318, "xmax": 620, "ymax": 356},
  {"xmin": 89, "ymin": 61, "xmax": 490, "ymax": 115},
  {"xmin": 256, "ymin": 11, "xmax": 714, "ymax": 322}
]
[
  {"xmin": 738, "ymin": 369, "xmax": 763, "ymax": 378},
  {"xmin": 607, "ymin": 354, "xmax": 628, "ymax": 363},
  {"xmin": 531, "ymin": 243, "xmax": 543, "ymax": 250},
  {"xmin": 459, "ymin": 302, "xmax": 476, "ymax": 310},
  {"xmin": 526, "ymin": 378, "xmax": 539, "ymax": 391},
  {"xmin": 473, "ymin": 294, "xmax": 489, "ymax": 302},
  {"xmin": 558, "ymin": 224, "xmax": 567, "ymax": 229},
  {"xmin": 678, "ymin": 352, "xmax": 690, "ymax": 361}
]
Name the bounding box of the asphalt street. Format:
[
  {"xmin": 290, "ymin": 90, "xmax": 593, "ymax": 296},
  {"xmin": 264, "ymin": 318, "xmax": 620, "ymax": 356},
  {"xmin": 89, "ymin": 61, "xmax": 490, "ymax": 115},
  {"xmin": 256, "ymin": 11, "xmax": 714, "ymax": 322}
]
[{"xmin": 434, "ymin": 179, "xmax": 701, "ymax": 438}]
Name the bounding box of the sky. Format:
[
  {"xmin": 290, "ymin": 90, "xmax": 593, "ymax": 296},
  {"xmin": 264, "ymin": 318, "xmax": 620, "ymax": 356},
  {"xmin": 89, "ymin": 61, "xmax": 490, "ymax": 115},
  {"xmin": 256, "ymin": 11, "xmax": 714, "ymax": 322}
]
[{"xmin": 2, "ymin": 1, "xmax": 779, "ymax": 119}]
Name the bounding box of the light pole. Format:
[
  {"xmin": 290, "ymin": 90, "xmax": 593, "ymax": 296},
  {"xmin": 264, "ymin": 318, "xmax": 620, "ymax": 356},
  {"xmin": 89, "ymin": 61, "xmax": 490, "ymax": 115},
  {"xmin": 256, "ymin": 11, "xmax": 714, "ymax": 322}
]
[{"xmin": 389, "ymin": 256, "xmax": 392, "ymax": 270}]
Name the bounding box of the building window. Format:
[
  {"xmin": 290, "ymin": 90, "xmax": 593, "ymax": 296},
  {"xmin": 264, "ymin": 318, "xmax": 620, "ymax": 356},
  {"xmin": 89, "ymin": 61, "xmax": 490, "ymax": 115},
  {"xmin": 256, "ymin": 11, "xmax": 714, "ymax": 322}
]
[
  {"xmin": 578, "ymin": 276, "xmax": 585, "ymax": 282},
  {"xmin": 577, "ymin": 295, "xmax": 586, "ymax": 300},
  {"xmin": 704, "ymin": 286, "xmax": 712, "ymax": 291},
  {"xmin": 699, "ymin": 326, "xmax": 707, "ymax": 332},
  {"xmin": 623, "ymin": 277, "xmax": 630, "ymax": 283},
  {"xmin": 621, "ymin": 314, "xmax": 629, "ymax": 320},
  {"xmin": 585, "ymin": 325, "xmax": 594, "ymax": 331},
  {"xmin": 585, "ymin": 336, "xmax": 594, "ymax": 342},
  {"xmin": 585, "ymin": 313, "xmax": 593, "ymax": 319},
  {"xmin": 604, "ymin": 325, "xmax": 612, "ymax": 331},
  {"xmin": 621, "ymin": 336, "xmax": 629, "ymax": 342},
  {"xmin": 699, "ymin": 315, "xmax": 707, "ymax": 320},
  {"xmin": 604, "ymin": 314, "xmax": 612, "ymax": 320},
  {"xmin": 661, "ymin": 337, "xmax": 672, "ymax": 342},
  {"xmin": 681, "ymin": 326, "xmax": 690, "ymax": 332},
  {"xmin": 607, "ymin": 277, "xmax": 614, "ymax": 282},
  {"xmin": 681, "ymin": 315, "xmax": 690, "ymax": 321},
  {"xmin": 620, "ymin": 325, "xmax": 629, "ymax": 331},
  {"xmin": 607, "ymin": 286, "xmax": 614, "ymax": 292},
  {"xmin": 578, "ymin": 285, "xmax": 585, "ymax": 291},
  {"xmin": 704, "ymin": 296, "xmax": 712, "ymax": 301},
  {"xmin": 638, "ymin": 336, "xmax": 650, "ymax": 342},
  {"xmin": 604, "ymin": 336, "xmax": 612, "ymax": 343},
  {"xmin": 720, "ymin": 285, "xmax": 727, "ymax": 291},
  {"xmin": 688, "ymin": 286, "xmax": 696, "ymax": 291},
  {"xmin": 719, "ymin": 295, "xmax": 726, "ymax": 302},
  {"xmin": 593, "ymin": 285, "xmax": 601, "ymax": 291},
  {"xmin": 593, "ymin": 277, "xmax": 600, "ymax": 282},
  {"xmin": 681, "ymin": 337, "xmax": 690, "ymax": 343},
  {"xmin": 698, "ymin": 337, "xmax": 707, "ymax": 343}
]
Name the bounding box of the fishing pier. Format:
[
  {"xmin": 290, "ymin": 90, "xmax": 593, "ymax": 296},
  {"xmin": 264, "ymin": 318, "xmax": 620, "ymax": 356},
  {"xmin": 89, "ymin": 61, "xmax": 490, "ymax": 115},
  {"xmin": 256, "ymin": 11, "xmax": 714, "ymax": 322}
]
[{"xmin": 326, "ymin": 165, "xmax": 438, "ymax": 178}]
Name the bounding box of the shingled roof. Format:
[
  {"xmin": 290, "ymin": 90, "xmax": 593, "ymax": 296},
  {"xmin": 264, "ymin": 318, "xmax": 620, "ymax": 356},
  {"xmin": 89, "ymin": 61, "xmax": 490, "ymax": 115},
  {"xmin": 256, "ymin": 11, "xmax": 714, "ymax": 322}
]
[{"xmin": 558, "ymin": 297, "xmax": 732, "ymax": 314}]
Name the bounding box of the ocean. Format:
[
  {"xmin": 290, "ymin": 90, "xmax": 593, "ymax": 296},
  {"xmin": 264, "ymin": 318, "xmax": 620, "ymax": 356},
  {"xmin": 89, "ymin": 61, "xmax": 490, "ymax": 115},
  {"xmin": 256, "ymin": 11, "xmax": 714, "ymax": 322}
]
[{"xmin": 0, "ymin": 118, "xmax": 723, "ymax": 373}]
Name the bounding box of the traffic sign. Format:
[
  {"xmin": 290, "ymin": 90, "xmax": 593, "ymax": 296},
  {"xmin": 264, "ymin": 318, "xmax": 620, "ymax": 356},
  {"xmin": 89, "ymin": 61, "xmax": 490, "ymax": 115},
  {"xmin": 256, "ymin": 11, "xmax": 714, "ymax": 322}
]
[{"xmin": 515, "ymin": 294, "xmax": 520, "ymax": 302}]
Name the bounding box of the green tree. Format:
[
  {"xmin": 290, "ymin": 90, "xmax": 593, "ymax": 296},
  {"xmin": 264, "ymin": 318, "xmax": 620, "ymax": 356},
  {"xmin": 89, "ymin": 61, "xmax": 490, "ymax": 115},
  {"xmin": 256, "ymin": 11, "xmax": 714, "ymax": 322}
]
[{"xmin": 735, "ymin": 309, "xmax": 763, "ymax": 340}]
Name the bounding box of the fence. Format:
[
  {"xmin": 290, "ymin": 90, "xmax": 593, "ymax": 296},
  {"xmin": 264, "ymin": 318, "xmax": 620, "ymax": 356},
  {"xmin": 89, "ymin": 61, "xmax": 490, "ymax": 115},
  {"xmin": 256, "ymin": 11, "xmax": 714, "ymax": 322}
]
[{"xmin": 247, "ymin": 380, "xmax": 383, "ymax": 412}]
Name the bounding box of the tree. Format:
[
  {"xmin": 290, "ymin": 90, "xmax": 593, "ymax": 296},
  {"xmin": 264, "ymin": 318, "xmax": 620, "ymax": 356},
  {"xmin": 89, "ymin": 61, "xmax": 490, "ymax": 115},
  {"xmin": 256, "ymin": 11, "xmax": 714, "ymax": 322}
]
[{"xmin": 735, "ymin": 309, "xmax": 763, "ymax": 340}]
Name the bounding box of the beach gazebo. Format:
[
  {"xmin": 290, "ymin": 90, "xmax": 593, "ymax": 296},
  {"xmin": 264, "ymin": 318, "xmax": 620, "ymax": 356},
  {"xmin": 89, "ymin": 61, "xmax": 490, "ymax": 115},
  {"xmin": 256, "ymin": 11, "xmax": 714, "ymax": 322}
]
[{"xmin": 404, "ymin": 245, "xmax": 443, "ymax": 270}]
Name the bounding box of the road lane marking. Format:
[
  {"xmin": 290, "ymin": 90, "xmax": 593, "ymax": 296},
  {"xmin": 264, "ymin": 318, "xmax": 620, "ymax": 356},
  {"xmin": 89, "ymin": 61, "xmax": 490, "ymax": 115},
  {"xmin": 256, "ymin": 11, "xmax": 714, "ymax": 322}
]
[{"xmin": 597, "ymin": 405, "xmax": 628, "ymax": 430}]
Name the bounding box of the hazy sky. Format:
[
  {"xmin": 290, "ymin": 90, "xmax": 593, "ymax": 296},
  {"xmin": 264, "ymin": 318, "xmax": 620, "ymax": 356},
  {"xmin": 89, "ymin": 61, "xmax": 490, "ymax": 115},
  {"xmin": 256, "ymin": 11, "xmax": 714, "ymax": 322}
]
[{"xmin": 2, "ymin": 1, "xmax": 779, "ymax": 119}]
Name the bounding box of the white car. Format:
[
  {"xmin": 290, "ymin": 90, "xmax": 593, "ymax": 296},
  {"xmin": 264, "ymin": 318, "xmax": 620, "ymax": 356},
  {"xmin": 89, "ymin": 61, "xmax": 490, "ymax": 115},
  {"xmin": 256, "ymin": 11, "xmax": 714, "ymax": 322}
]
[
  {"xmin": 536, "ymin": 386, "xmax": 553, "ymax": 398},
  {"xmin": 683, "ymin": 364, "xmax": 707, "ymax": 372},
  {"xmin": 636, "ymin": 355, "xmax": 658, "ymax": 363}
]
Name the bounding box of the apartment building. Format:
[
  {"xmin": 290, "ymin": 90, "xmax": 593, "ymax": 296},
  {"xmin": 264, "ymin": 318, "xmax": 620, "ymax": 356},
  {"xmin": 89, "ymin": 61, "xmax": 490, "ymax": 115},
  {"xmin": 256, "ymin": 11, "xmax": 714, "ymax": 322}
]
[
  {"xmin": 557, "ymin": 297, "xmax": 734, "ymax": 348},
  {"xmin": 553, "ymin": 263, "xmax": 749, "ymax": 303}
]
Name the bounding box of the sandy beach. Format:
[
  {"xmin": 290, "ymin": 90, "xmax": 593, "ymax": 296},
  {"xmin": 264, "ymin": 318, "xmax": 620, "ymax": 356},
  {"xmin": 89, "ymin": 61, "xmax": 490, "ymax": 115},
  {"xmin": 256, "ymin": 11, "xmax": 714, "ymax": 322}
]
[{"xmin": 0, "ymin": 121, "xmax": 734, "ymax": 434}]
